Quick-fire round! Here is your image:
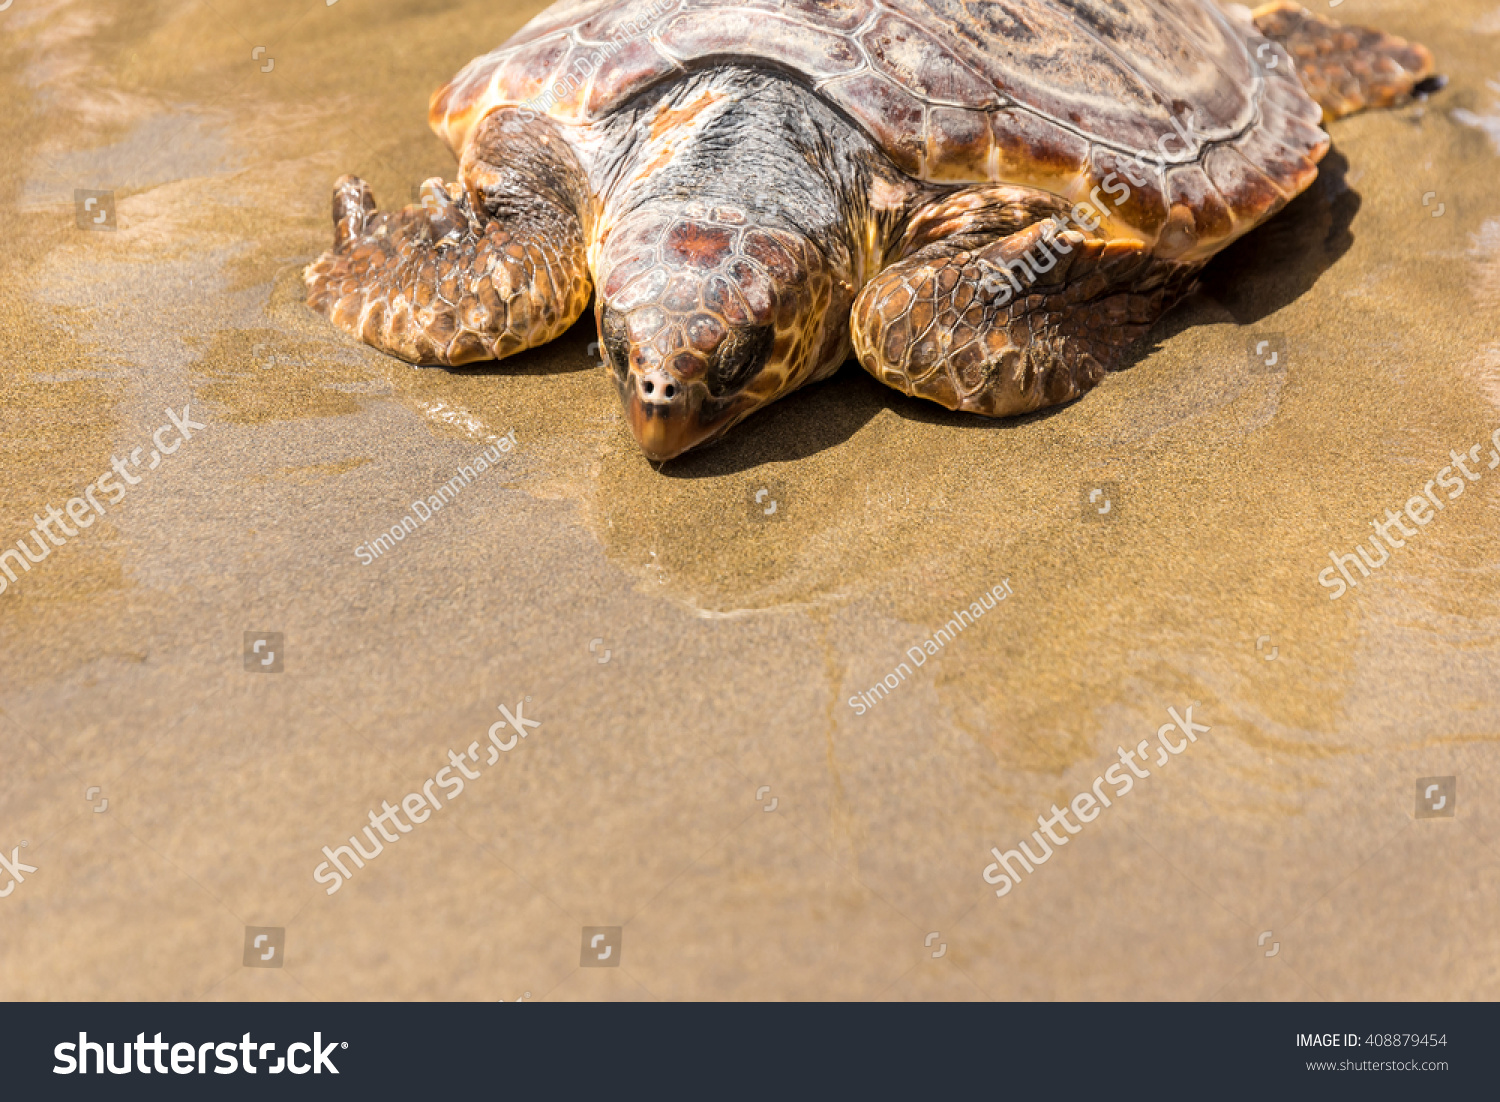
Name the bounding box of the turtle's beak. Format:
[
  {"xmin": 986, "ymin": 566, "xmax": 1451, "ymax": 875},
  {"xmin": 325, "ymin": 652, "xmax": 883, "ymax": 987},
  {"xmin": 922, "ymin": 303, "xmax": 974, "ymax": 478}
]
[{"xmin": 621, "ymin": 369, "xmax": 745, "ymax": 461}]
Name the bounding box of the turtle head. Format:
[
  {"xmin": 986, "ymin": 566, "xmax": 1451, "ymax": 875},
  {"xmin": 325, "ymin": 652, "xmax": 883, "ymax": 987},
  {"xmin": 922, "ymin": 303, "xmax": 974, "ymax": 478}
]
[{"xmin": 596, "ymin": 201, "xmax": 849, "ymax": 461}]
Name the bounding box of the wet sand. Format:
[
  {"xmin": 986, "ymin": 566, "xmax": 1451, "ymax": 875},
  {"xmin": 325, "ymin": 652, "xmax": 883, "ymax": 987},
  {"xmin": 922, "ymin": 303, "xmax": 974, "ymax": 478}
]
[{"xmin": 1, "ymin": 0, "xmax": 1498, "ymax": 1000}]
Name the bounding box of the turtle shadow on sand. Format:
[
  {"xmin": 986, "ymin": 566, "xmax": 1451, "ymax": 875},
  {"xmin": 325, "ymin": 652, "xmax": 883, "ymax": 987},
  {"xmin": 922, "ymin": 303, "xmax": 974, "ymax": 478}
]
[
  {"xmin": 1111, "ymin": 145, "xmax": 1361, "ymax": 359},
  {"xmin": 1186, "ymin": 145, "xmax": 1361, "ymax": 325},
  {"xmin": 654, "ymin": 369, "xmax": 887, "ymax": 477},
  {"xmin": 657, "ymin": 366, "xmax": 1075, "ymax": 478},
  {"xmin": 657, "ymin": 357, "xmax": 1086, "ymax": 477},
  {"xmin": 442, "ymin": 320, "xmax": 603, "ymax": 378}
]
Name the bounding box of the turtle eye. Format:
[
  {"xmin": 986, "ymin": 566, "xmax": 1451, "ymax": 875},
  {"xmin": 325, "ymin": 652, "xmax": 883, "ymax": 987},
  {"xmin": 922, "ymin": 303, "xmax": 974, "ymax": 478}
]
[{"xmin": 706, "ymin": 325, "xmax": 773, "ymax": 397}]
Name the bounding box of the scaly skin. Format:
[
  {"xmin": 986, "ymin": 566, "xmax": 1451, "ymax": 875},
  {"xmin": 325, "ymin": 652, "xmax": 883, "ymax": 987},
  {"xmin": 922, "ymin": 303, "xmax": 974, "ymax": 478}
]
[
  {"xmin": 304, "ymin": 111, "xmax": 593, "ymax": 366},
  {"xmin": 584, "ymin": 71, "xmax": 892, "ymax": 459},
  {"xmin": 852, "ymin": 216, "xmax": 1200, "ymax": 415},
  {"xmin": 595, "ymin": 201, "xmax": 851, "ymax": 461},
  {"xmin": 1252, "ymin": 2, "xmax": 1437, "ymax": 122}
]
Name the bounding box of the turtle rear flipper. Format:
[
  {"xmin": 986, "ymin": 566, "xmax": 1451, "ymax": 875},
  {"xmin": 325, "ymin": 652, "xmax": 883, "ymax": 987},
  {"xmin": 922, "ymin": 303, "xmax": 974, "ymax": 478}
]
[
  {"xmin": 304, "ymin": 111, "xmax": 593, "ymax": 366},
  {"xmin": 1251, "ymin": 1, "xmax": 1438, "ymax": 121}
]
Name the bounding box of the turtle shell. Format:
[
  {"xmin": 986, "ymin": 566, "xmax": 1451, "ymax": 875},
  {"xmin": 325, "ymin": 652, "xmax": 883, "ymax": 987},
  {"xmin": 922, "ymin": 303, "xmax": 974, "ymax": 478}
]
[{"xmin": 430, "ymin": 0, "xmax": 1329, "ymax": 259}]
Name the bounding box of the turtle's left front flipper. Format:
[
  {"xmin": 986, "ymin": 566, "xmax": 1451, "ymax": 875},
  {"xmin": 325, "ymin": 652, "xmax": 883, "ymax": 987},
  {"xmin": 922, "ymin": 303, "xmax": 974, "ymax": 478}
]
[
  {"xmin": 850, "ymin": 221, "xmax": 1198, "ymax": 418},
  {"xmin": 304, "ymin": 111, "xmax": 593, "ymax": 366},
  {"xmin": 1251, "ymin": 1, "xmax": 1439, "ymax": 122}
]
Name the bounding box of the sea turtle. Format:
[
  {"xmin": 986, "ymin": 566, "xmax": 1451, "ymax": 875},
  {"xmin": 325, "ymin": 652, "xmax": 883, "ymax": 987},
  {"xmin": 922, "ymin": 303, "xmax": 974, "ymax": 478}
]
[{"xmin": 305, "ymin": 0, "xmax": 1439, "ymax": 461}]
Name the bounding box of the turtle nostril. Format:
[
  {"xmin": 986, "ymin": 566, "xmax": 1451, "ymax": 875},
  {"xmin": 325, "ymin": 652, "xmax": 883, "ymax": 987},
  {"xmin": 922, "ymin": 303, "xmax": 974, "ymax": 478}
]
[{"xmin": 636, "ymin": 366, "xmax": 691, "ymax": 408}]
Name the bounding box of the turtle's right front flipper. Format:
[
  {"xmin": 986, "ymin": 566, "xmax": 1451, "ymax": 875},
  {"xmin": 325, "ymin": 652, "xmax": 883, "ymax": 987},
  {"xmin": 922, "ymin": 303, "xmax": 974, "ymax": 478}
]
[
  {"xmin": 1251, "ymin": 1, "xmax": 1439, "ymax": 122},
  {"xmin": 304, "ymin": 110, "xmax": 593, "ymax": 366}
]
